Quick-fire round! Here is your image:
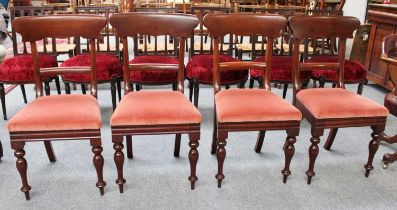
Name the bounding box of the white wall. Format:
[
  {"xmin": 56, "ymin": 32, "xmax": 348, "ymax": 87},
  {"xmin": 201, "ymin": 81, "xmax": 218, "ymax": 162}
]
[{"xmin": 343, "ymin": 0, "xmax": 368, "ymax": 57}]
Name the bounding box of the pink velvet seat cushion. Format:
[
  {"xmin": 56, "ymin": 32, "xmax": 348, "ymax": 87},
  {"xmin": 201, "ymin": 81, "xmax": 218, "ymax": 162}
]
[
  {"xmin": 296, "ymin": 88, "xmax": 388, "ymax": 119},
  {"xmin": 0, "ymin": 54, "xmax": 57, "ymax": 83},
  {"xmin": 215, "ymin": 89, "xmax": 302, "ymax": 123},
  {"xmin": 8, "ymin": 94, "xmax": 101, "ymax": 132},
  {"xmin": 308, "ymin": 56, "xmax": 367, "ymax": 82},
  {"xmin": 186, "ymin": 54, "xmax": 248, "ymax": 84},
  {"xmin": 61, "ymin": 53, "xmax": 122, "ymax": 83},
  {"xmin": 111, "ymin": 91, "xmax": 202, "ymax": 126},
  {"xmin": 250, "ymin": 56, "xmax": 311, "ymax": 81},
  {"xmin": 129, "ymin": 56, "xmax": 178, "ymax": 84}
]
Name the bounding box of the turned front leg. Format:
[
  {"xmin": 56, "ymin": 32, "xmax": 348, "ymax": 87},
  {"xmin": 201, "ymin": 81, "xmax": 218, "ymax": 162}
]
[
  {"xmin": 188, "ymin": 133, "xmax": 200, "ymax": 190},
  {"xmin": 215, "ymin": 131, "xmax": 227, "ymax": 188},
  {"xmin": 91, "ymin": 138, "xmax": 106, "ymax": 196},
  {"xmin": 364, "ymin": 126, "xmax": 383, "ymax": 177},
  {"xmin": 113, "ymin": 135, "xmax": 126, "ymax": 193},
  {"xmin": 12, "ymin": 142, "xmax": 31, "ymax": 200},
  {"xmin": 282, "ymin": 136, "xmax": 296, "ymax": 183}
]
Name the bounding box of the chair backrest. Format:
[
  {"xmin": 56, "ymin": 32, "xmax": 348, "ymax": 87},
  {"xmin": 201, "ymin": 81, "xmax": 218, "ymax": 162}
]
[
  {"xmin": 289, "ymin": 15, "xmax": 360, "ymax": 103},
  {"xmin": 204, "ymin": 13, "xmax": 287, "ymax": 93},
  {"xmin": 109, "ymin": 13, "xmax": 199, "ymax": 94},
  {"xmin": 76, "ymin": 5, "xmax": 119, "ymax": 55},
  {"xmin": 10, "ymin": 6, "xmax": 55, "ymax": 56},
  {"xmin": 382, "ymin": 34, "xmax": 397, "ymax": 88},
  {"xmin": 12, "ymin": 15, "xmax": 106, "ymax": 98}
]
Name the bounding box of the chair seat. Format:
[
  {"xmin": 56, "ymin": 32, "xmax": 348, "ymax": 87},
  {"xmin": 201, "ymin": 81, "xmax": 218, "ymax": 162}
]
[
  {"xmin": 215, "ymin": 89, "xmax": 302, "ymax": 123},
  {"xmin": 111, "ymin": 90, "xmax": 202, "ymax": 126},
  {"xmin": 250, "ymin": 56, "xmax": 311, "ymax": 82},
  {"xmin": 186, "ymin": 54, "xmax": 248, "ymax": 84},
  {"xmin": 129, "ymin": 55, "xmax": 178, "ymax": 84},
  {"xmin": 8, "ymin": 94, "xmax": 101, "ymax": 132},
  {"xmin": 296, "ymin": 88, "xmax": 388, "ymax": 120},
  {"xmin": 0, "ymin": 54, "xmax": 57, "ymax": 83},
  {"xmin": 61, "ymin": 53, "xmax": 122, "ymax": 83},
  {"xmin": 309, "ymin": 56, "xmax": 367, "ymax": 82},
  {"xmin": 384, "ymin": 92, "xmax": 397, "ymax": 116}
]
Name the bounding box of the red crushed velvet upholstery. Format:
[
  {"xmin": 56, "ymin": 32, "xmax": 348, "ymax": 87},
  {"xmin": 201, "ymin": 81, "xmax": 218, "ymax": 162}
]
[
  {"xmin": 111, "ymin": 90, "xmax": 201, "ymax": 126},
  {"xmin": 8, "ymin": 94, "xmax": 101, "ymax": 132},
  {"xmin": 186, "ymin": 54, "xmax": 248, "ymax": 84},
  {"xmin": 129, "ymin": 56, "xmax": 178, "ymax": 84},
  {"xmin": 250, "ymin": 56, "xmax": 311, "ymax": 82},
  {"xmin": 0, "ymin": 54, "xmax": 57, "ymax": 83},
  {"xmin": 215, "ymin": 89, "xmax": 302, "ymax": 123},
  {"xmin": 308, "ymin": 56, "xmax": 367, "ymax": 82},
  {"xmin": 297, "ymin": 88, "xmax": 388, "ymax": 119},
  {"xmin": 61, "ymin": 53, "xmax": 122, "ymax": 83},
  {"xmin": 385, "ymin": 92, "xmax": 397, "ymax": 116}
]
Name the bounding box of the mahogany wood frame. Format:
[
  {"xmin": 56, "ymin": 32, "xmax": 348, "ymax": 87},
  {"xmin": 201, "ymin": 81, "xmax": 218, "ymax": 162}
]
[
  {"xmin": 109, "ymin": 13, "xmax": 201, "ymax": 192},
  {"xmin": 289, "ymin": 16, "xmax": 387, "ymax": 184},
  {"xmin": 380, "ymin": 34, "xmax": 397, "ymax": 168},
  {"xmin": 9, "ymin": 15, "xmax": 107, "ymax": 200},
  {"xmin": 0, "ymin": 6, "xmax": 62, "ymax": 121},
  {"xmin": 205, "ymin": 13, "xmax": 301, "ymax": 187}
]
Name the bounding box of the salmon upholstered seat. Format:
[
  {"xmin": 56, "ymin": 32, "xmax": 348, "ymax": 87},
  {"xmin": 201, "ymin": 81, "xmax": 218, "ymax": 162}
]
[
  {"xmin": 215, "ymin": 89, "xmax": 302, "ymax": 123},
  {"xmin": 111, "ymin": 90, "xmax": 202, "ymax": 126},
  {"xmin": 296, "ymin": 88, "xmax": 388, "ymax": 119},
  {"xmin": 129, "ymin": 55, "xmax": 178, "ymax": 83},
  {"xmin": 8, "ymin": 94, "xmax": 101, "ymax": 132}
]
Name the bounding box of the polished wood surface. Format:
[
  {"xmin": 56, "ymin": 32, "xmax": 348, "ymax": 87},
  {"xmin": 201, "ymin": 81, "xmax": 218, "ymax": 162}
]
[
  {"xmin": 365, "ymin": 6, "xmax": 397, "ymax": 91},
  {"xmin": 205, "ymin": 13, "xmax": 300, "ymax": 187},
  {"xmin": 10, "ymin": 15, "xmax": 107, "ymax": 200},
  {"xmin": 290, "ymin": 15, "xmax": 387, "ymax": 184},
  {"xmin": 109, "ymin": 13, "xmax": 201, "ymax": 191}
]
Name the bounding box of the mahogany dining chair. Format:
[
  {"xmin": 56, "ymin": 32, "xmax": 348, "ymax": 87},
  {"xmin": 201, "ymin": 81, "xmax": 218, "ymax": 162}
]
[
  {"xmin": 205, "ymin": 13, "xmax": 302, "ymax": 187},
  {"xmin": 8, "ymin": 15, "xmax": 107, "ymax": 200},
  {"xmin": 289, "ymin": 15, "xmax": 389, "ymax": 184},
  {"xmin": 109, "ymin": 13, "xmax": 201, "ymax": 192}
]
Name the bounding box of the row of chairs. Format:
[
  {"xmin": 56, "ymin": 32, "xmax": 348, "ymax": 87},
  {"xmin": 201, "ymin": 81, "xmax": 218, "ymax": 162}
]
[{"xmin": 5, "ymin": 13, "xmax": 389, "ymax": 201}]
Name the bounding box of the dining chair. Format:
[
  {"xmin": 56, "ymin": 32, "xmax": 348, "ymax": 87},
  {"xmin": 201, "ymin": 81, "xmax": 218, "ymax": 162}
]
[
  {"xmin": 61, "ymin": 5, "xmax": 122, "ymax": 111},
  {"xmin": 0, "ymin": 6, "xmax": 61, "ymax": 120},
  {"xmin": 186, "ymin": 5, "xmax": 248, "ymax": 107},
  {"xmin": 379, "ymin": 34, "xmax": 397, "ymax": 168},
  {"xmin": 8, "ymin": 15, "xmax": 107, "ymax": 200},
  {"xmin": 109, "ymin": 13, "xmax": 201, "ymax": 192},
  {"xmin": 289, "ymin": 15, "xmax": 389, "ymax": 184},
  {"xmin": 205, "ymin": 13, "xmax": 302, "ymax": 187},
  {"xmin": 130, "ymin": 6, "xmax": 180, "ymax": 92}
]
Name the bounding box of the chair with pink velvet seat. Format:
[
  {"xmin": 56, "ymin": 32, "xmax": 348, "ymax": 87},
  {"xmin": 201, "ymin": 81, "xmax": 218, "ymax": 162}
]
[
  {"xmin": 205, "ymin": 13, "xmax": 302, "ymax": 187},
  {"xmin": 289, "ymin": 15, "xmax": 388, "ymax": 184},
  {"xmin": 8, "ymin": 15, "xmax": 106, "ymax": 200},
  {"xmin": 109, "ymin": 13, "xmax": 201, "ymax": 192}
]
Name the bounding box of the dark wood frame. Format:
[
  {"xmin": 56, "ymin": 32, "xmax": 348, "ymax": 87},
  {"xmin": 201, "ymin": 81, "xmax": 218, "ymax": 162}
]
[
  {"xmin": 0, "ymin": 6, "xmax": 62, "ymax": 120},
  {"xmin": 289, "ymin": 15, "xmax": 387, "ymax": 184},
  {"xmin": 109, "ymin": 13, "xmax": 201, "ymax": 192},
  {"xmin": 205, "ymin": 13, "xmax": 301, "ymax": 187},
  {"xmin": 9, "ymin": 15, "xmax": 107, "ymax": 200},
  {"xmin": 379, "ymin": 34, "xmax": 397, "ymax": 168}
]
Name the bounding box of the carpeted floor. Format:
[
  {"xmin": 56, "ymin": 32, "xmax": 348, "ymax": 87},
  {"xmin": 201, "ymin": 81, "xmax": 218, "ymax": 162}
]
[{"xmin": 0, "ymin": 81, "xmax": 396, "ymax": 210}]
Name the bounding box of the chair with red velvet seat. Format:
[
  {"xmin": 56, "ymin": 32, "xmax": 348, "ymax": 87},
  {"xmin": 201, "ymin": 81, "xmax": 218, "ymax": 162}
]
[
  {"xmin": 309, "ymin": 24, "xmax": 370, "ymax": 95},
  {"xmin": 379, "ymin": 34, "xmax": 397, "ymax": 168},
  {"xmin": 187, "ymin": 5, "xmax": 248, "ymax": 107},
  {"xmin": 205, "ymin": 13, "xmax": 302, "ymax": 187},
  {"xmin": 289, "ymin": 15, "xmax": 388, "ymax": 184},
  {"xmin": 61, "ymin": 6, "xmax": 122, "ymax": 111},
  {"xmin": 8, "ymin": 15, "xmax": 106, "ymax": 200},
  {"xmin": 0, "ymin": 6, "xmax": 61, "ymax": 120},
  {"xmin": 109, "ymin": 13, "xmax": 201, "ymax": 192}
]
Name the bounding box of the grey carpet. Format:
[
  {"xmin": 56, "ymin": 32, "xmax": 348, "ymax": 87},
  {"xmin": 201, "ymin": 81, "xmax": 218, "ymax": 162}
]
[{"xmin": 0, "ymin": 81, "xmax": 397, "ymax": 210}]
